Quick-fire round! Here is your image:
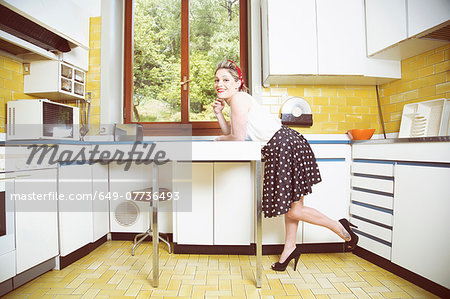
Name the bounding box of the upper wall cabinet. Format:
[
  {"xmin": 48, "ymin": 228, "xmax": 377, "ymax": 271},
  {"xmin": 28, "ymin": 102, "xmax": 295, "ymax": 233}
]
[
  {"xmin": 261, "ymin": 0, "xmax": 401, "ymax": 87},
  {"xmin": 262, "ymin": 0, "xmax": 318, "ymax": 77},
  {"xmin": 365, "ymin": 0, "xmax": 450, "ymax": 60},
  {"xmin": 316, "ymin": 0, "xmax": 365, "ymax": 76},
  {"xmin": 24, "ymin": 60, "xmax": 86, "ymax": 100},
  {"xmin": 407, "ymin": 0, "xmax": 450, "ymax": 37},
  {"xmin": 365, "ymin": 0, "xmax": 408, "ymax": 56}
]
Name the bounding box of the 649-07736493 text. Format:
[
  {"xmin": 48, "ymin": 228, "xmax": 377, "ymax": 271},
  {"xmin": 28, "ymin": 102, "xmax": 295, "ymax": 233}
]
[{"xmin": 9, "ymin": 191, "xmax": 181, "ymax": 202}]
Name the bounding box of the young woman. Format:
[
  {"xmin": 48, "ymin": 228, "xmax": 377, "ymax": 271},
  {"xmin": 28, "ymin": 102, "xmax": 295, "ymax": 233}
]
[{"xmin": 213, "ymin": 60, "xmax": 358, "ymax": 271}]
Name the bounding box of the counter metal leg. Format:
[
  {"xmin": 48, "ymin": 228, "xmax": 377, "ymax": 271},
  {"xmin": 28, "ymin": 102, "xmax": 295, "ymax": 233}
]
[
  {"xmin": 254, "ymin": 160, "xmax": 262, "ymax": 288},
  {"xmin": 152, "ymin": 163, "xmax": 159, "ymax": 287}
]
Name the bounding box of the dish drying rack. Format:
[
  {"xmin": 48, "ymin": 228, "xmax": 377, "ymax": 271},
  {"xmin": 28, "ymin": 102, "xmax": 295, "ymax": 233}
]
[
  {"xmin": 399, "ymin": 98, "xmax": 449, "ymax": 138},
  {"xmin": 410, "ymin": 114, "xmax": 427, "ymax": 137}
]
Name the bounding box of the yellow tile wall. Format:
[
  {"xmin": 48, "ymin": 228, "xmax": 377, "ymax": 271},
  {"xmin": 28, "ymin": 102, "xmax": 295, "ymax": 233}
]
[
  {"xmin": 378, "ymin": 44, "xmax": 450, "ymax": 133},
  {"xmin": 261, "ymin": 85, "xmax": 381, "ymax": 134},
  {"xmin": 0, "ymin": 56, "xmax": 40, "ymax": 133},
  {"xmin": 86, "ymin": 16, "xmax": 102, "ymax": 126}
]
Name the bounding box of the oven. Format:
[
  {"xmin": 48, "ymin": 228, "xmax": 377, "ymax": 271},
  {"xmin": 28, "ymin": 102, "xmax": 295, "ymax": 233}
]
[
  {"xmin": 0, "ymin": 143, "xmax": 58, "ymax": 294},
  {"xmin": 0, "ymin": 169, "xmax": 16, "ymax": 285}
]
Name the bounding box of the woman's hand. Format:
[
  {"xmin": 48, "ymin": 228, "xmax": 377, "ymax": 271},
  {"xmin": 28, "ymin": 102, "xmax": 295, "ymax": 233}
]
[{"xmin": 213, "ymin": 98, "xmax": 225, "ymax": 115}]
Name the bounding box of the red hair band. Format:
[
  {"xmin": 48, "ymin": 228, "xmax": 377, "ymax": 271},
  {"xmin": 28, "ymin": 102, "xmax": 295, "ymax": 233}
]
[{"xmin": 227, "ymin": 59, "xmax": 245, "ymax": 90}]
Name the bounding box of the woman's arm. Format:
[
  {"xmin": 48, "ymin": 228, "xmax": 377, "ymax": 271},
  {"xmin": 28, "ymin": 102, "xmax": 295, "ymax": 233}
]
[
  {"xmin": 213, "ymin": 99, "xmax": 231, "ymax": 135},
  {"xmin": 215, "ymin": 94, "xmax": 250, "ymax": 141}
]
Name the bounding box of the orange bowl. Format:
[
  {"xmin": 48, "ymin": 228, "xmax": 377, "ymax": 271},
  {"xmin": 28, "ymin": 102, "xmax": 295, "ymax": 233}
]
[{"xmin": 347, "ymin": 129, "xmax": 375, "ymax": 140}]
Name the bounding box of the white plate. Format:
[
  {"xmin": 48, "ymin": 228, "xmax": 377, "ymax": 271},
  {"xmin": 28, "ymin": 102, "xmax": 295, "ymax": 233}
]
[{"xmin": 281, "ymin": 97, "xmax": 312, "ymax": 116}]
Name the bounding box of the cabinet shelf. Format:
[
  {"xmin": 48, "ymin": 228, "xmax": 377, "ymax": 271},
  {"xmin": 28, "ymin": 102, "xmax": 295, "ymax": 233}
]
[{"xmin": 24, "ymin": 60, "xmax": 86, "ymax": 101}]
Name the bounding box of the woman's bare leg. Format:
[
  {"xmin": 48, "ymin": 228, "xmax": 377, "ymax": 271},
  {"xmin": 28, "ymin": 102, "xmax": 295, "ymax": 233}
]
[
  {"xmin": 277, "ymin": 196, "xmax": 351, "ymax": 263},
  {"xmin": 277, "ymin": 213, "xmax": 299, "ymax": 263}
]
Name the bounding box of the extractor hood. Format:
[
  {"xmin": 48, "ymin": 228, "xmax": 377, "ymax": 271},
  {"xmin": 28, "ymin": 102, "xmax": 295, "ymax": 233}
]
[
  {"xmin": 0, "ymin": 4, "xmax": 70, "ymax": 54},
  {"xmin": 418, "ymin": 22, "xmax": 450, "ymax": 42}
]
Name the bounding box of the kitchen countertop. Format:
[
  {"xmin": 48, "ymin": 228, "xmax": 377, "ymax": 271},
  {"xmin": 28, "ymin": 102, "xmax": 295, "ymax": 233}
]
[
  {"xmin": 1, "ymin": 138, "xmax": 352, "ymax": 146},
  {"xmin": 353, "ymin": 136, "xmax": 450, "ymax": 144},
  {"xmin": 4, "ymin": 135, "xmax": 450, "ymax": 147},
  {"xmin": 352, "ymin": 139, "xmax": 450, "ymax": 164}
]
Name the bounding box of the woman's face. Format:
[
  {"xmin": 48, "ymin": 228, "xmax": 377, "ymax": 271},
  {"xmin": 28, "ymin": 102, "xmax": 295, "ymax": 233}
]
[{"xmin": 214, "ymin": 68, "xmax": 241, "ymax": 100}]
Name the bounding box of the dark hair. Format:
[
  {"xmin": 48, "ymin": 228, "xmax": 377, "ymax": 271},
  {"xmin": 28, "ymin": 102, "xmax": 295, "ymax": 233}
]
[{"xmin": 215, "ymin": 60, "xmax": 249, "ymax": 92}]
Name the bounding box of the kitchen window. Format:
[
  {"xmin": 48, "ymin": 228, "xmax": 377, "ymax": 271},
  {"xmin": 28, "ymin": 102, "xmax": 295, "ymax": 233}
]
[{"xmin": 124, "ymin": 0, "xmax": 248, "ymax": 135}]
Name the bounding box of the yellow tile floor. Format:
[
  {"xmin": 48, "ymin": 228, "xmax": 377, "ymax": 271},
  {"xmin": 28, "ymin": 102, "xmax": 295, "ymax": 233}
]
[{"xmin": 3, "ymin": 240, "xmax": 439, "ymax": 298}]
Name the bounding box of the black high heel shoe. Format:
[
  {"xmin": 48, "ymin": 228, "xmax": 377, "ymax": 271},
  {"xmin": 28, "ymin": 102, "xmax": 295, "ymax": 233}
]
[
  {"xmin": 339, "ymin": 218, "xmax": 359, "ymax": 252},
  {"xmin": 271, "ymin": 247, "xmax": 301, "ymax": 271}
]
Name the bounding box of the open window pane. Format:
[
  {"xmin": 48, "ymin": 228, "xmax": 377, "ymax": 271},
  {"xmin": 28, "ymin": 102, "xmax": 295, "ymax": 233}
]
[
  {"xmin": 189, "ymin": 0, "xmax": 240, "ymax": 121},
  {"xmin": 133, "ymin": 0, "xmax": 182, "ymax": 122}
]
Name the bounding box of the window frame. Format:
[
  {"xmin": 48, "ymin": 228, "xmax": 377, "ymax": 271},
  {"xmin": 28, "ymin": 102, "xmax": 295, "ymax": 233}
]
[{"xmin": 123, "ymin": 0, "xmax": 248, "ymax": 136}]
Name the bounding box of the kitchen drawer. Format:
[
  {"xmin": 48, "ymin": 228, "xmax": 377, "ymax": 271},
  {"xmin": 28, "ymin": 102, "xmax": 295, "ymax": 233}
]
[
  {"xmin": 350, "ymin": 217, "xmax": 392, "ymax": 243},
  {"xmin": 355, "ymin": 232, "xmax": 391, "ymax": 260},
  {"xmin": 351, "ymin": 189, "xmax": 393, "ymax": 209},
  {"xmin": 351, "ymin": 176, "xmax": 394, "ymax": 194},
  {"xmin": 350, "ymin": 203, "xmax": 393, "ymax": 226},
  {"xmin": 351, "ymin": 161, "xmax": 394, "ymax": 176},
  {"xmin": 0, "ymin": 251, "xmax": 15, "ymax": 283}
]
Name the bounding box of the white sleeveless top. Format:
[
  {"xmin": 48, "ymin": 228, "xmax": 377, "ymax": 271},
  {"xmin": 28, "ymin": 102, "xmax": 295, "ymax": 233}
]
[{"xmin": 245, "ymin": 95, "xmax": 282, "ymax": 145}]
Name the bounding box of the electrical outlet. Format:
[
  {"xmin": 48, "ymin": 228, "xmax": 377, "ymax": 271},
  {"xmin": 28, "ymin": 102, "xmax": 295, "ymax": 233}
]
[
  {"xmin": 23, "ymin": 63, "xmax": 30, "ymax": 75},
  {"xmin": 99, "ymin": 126, "xmax": 108, "ymax": 135}
]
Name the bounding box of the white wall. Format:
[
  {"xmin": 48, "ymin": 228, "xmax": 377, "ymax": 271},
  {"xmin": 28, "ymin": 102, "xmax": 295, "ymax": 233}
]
[
  {"xmin": 73, "ymin": 0, "xmax": 101, "ymax": 17},
  {"xmin": 100, "ymin": 0, "xmax": 124, "ymax": 127},
  {"xmin": 249, "ymin": 0, "xmax": 263, "ymax": 97}
]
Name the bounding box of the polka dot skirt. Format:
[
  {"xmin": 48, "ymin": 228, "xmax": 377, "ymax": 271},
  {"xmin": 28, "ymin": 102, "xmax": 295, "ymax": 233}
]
[{"xmin": 261, "ymin": 126, "xmax": 322, "ymax": 218}]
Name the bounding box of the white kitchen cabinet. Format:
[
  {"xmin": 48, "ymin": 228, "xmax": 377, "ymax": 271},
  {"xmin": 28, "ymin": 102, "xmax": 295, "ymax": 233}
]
[
  {"xmin": 58, "ymin": 163, "xmax": 93, "ymax": 257},
  {"xmin": 262, "ymin": 214, "xmax": 296, "ymax": 245},
  {"xmin": 174, "ymin": 162, "xmax": 254, "ymax": 246},
  {"xmin": 14, "ymin": 169, "xmax": 59, "ymax": 274},
  {"xmin": 214, "ymin": 163, "xmax": 253, "ymax": 245},
  {"xmin": 352, "ymin": 141, "xmax": 450, "ymax": 290},
  {"xmin": 261, "ymin": 0, "xmax": 400, "ymax": 86},
  {"xmin": 316, "ymin": 0, "xmax": 365, "ymax": 75},
  {"xmin": 392, "ymin": 164, "xmax": 450, "ymax": 289},
  {"xmin": 261, "ymin": 0, "xmax": 318, "ymax": 79},
  {"xmin": 350, "ymin": 160, "xmax": 394, "ymax": 260},
  {"xmin": 365, "ymin": 0, "xmax": 408, "ymax": 56},
  {"xmin": 303, "ymin": 159, "xmax": 350, "ymax": 243},
  {"xmin": 173, "ymin": 143, "xmax": 351, "ymax": 248},
  {"xmin": 24, "ymin": 60, "xmax": 86, "ymax": 101},
  {"xmin": 109, "ymin": 162, "xmax": 173, "ymax": 235},
  {"xmin": 174, "ymin": 162, "xmax": 214, "ymax": 245},
  {"xmin": 365, "ymin": 0, "xmax": 449, "ymax": 60},
  {"xmin": 91, "ymin": 163, "xmax": 109, "ymax": 241},
  {"xmin": 109, "ymin": 162, "xmax": 150, "ymax": 233},
  {"xmin": 407, "ymin": 0, "xmax": 450, "ymax": 38}
]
